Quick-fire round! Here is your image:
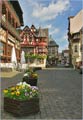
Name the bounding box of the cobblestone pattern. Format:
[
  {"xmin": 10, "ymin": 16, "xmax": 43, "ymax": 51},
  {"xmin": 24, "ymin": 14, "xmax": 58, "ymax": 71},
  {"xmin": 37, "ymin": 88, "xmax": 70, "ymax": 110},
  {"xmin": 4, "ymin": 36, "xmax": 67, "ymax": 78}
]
[{"xmin": 1, "ymin": 69, "xmax": 82, "ymax": 119}]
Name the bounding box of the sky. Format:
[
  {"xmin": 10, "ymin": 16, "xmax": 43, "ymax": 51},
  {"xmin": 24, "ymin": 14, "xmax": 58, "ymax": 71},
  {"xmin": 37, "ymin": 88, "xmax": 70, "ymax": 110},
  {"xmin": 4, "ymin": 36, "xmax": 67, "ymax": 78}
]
[{"xmin": 19, "ymin": 0, "xmax": 82, "ymax": 52}]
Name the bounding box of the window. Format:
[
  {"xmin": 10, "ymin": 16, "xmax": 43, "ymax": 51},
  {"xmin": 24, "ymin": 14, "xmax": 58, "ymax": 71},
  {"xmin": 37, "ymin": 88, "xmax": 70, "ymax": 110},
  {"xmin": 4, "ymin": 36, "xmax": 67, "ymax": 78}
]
[
  {"xmin": 8, "ymin": 45, "xmax": 12, "ymax": 56},
  {"xmin": 2, "ymin": 14, "xmax": 6, "ymax": 22},
  {"xmin": 0, "ymin": 42, "xmax": 6, "ymax": 55},
  {"xmin": 74, "ymin": 45, "xmax": 78, "ymax": 52},
  {"xmin": 0, "ymin": 42, "xmax": 3, "ymax": 55},
  {"xmin": 73, "ymin": 33, "xmax": 80, "ymax": 39},
  {"xmin": 80, "ymin": 45, "xmax": 83, "ymax": 52}
]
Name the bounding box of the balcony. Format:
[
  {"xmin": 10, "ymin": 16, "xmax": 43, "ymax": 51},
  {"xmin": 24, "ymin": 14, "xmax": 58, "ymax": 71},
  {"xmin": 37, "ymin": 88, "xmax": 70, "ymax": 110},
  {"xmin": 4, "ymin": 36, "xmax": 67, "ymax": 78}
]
[
  {"xmin": 29, "ymin": 42, "xmax": 36, "ymax": 46},
  {"xmin": 1, "ymin": 17, "xmax": 22, "ymax": 41},
  {"xmin": 38, "ymin": 42, "xmax": 47, "ymax": 46},
  {"xmin": 8, "ymin": 1, "xmax": 19, "ymax": 21},
  {"xmin": 4, "ymin": 1, "xmax": 20, "ymax": 25}
]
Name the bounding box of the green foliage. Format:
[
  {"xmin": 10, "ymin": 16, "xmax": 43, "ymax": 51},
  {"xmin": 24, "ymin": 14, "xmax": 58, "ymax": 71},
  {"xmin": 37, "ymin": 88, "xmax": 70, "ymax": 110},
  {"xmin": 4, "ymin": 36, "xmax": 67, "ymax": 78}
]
[
  {"xmin": 25, "ymin": 53, "xmax": 31, "ymax": 59},
  {"xmin": 3, "ymin": 82, "xmax": 39, "ymax": 100},
  {"xmin": 37, "ymin": 54, "xmax": 47, "ymax": 59},
  {"xmin": 25, "ymin": 53, "xmax": 47, "ymax": 59},
  {"xmin": 24, "ymin": 68, "xmax": 38, "ymax": 79}
]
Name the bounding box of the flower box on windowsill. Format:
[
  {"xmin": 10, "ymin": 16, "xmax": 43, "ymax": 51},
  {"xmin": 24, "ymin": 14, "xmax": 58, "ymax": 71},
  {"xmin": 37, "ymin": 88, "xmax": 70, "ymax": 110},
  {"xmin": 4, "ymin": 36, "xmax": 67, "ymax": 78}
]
[{"xmin": 4, "ymin": 97, "xmax": 40, "ymax": 116}]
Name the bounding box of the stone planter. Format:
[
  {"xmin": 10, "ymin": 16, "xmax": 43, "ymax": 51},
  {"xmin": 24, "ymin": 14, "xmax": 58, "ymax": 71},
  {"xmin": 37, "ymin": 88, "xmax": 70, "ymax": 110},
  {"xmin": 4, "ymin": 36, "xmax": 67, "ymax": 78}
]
[{"xmin": 4, "ymin": 97, "xmax": 40, "ymax": 116}]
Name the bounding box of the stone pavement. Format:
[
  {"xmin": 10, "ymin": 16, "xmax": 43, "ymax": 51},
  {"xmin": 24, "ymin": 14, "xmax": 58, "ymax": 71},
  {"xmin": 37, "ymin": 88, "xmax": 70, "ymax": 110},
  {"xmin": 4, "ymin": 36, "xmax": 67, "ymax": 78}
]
[{"xmin": 1, "ymin": 68, "xmax": 82, "ymax": 119}]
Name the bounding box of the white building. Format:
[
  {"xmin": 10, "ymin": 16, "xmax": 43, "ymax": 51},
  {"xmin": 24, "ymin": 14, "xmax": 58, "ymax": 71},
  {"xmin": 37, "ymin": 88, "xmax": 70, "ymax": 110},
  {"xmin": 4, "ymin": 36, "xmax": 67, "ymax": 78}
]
[{"xmin": 68, "ymin": 10, "xmax": 83, "ymax": 68}]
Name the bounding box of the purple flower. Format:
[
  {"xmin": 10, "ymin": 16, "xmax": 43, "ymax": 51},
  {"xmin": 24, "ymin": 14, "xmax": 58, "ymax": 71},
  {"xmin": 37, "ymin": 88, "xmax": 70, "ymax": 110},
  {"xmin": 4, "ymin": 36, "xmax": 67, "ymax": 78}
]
[
  {"xmin": 31, "ymin": 86, "xmax": 38, "ymax": 90},
  {"xmin": 30, "ymin": 92, "xmax": 32, "ymax": 95},
  {"xmin": 25, "ymin": 92, "xmax": 29, "ymax": 96}
]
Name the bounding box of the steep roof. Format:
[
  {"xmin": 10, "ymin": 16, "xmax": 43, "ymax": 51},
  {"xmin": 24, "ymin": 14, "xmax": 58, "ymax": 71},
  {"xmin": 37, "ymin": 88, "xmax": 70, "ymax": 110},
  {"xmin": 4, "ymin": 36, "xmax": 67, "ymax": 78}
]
[
  {"xmin": 31, "ymin": 24, "xmax": 36, "ymax": 30},
  {"xmin": 70, "ymin": 9, "xmax": 83, "ymax": 33},
  {"xmin": 23, "ymin": 26, "xmax": 30, "ymax": 31},
  {"xmin": 10, "ymin": 0, "xmax": 24, "ymax": 26},
  {"xmin": 48, "ymin": 40, "xmax": 59, "ymax": 47},
  {"xmin": 36, "ymin": 27, "xmax": 48, "ymax": 38}
]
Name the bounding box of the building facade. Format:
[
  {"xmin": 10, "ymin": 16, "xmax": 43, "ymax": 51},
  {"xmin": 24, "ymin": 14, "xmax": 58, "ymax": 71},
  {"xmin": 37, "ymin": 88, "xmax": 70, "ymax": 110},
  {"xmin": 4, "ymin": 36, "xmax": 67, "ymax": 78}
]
[
  {"xmin": 62, "ymin": 49, "xmax": 69, "ymax": 65},
  {"xmin": 0, "ymin": 0, "xmax": 23, "ymax": 64},
  {"xmin": 68, "ymin": 10, "xmax": 83, "ymax": 68},
  {"xmin": 80, "ymin": 27, "xmax": 83, "ymax": 63},
  {"xmin": 58, "ymin": 53, "xmax": 63, "ymax": 64},
  {"xmin": 20, "ymin": 25, "xmax": 48, "ymax": 55},
  {"xmin": 48, "ymin": 36, "xmax": 59, "ymax": 65},
  {"xmin": 20, "ymin": 25, "xmax": 49, "ymax": 64}
]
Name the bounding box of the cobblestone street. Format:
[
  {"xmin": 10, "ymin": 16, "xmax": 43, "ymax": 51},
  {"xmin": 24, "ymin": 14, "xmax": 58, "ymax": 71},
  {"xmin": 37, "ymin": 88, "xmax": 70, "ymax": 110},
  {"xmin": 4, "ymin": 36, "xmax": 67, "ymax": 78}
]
[
  {"xmin": 1, "ymin": 68, "xmax": 82, "ymax": 119},
  {"xmin": 0, "ymin": 0, "xmax": 82, "ymax": 119}
]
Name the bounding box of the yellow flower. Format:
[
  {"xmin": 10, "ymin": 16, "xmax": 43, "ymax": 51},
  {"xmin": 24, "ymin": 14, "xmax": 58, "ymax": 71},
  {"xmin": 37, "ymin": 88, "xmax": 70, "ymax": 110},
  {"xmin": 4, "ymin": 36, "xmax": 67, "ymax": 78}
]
[
  {"xmin": 11, "ymin": 87, "xmax": 16, "ymax": 91},
  {"xmin": 21, "ymin": 85, "xmax": 25, "ymax": 89},
  {"xmin": 16, "ymin": 85, "xmax": 20, "ymax": 90},
  {"xmin": 18, "ymin": 85, "xmax": 22, "ymax": 89},
  {"xmin": 11, "ymin": 92, "xmax": 15, "ymax": 95},
  {"xmin": 33, "ymin": 89, "xmax": 36, "ymax": 92},
  {"xmin": 3, "ymin": 89, "xmax": 8, "ymax": 94},
  {"xmin": 16, "ymin": 91, "xmax": 20, "ymax": 96},
  {"xmin": 32, "ymin": 73, "xmax": 38, "ymax": 78}
]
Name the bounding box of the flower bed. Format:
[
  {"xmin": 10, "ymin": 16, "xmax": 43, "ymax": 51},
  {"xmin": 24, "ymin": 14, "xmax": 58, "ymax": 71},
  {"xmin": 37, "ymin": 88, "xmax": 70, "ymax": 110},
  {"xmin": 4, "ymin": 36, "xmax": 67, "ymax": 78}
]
[{"xmin": 3, "ymin": 82, "xmax": 40, "ymax": 116}]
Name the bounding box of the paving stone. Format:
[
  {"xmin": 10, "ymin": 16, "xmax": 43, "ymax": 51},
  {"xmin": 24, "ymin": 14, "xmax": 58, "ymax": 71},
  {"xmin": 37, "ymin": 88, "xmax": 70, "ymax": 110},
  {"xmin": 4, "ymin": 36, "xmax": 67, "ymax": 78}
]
[{"xmin": 1, "ymin": 68, "xmax": 82, "ymax": 119}]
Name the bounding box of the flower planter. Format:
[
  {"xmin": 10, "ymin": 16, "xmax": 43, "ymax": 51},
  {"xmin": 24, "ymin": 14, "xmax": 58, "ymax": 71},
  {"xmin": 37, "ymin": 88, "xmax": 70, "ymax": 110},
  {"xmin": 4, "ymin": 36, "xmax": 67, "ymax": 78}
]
[
  {"xmin": 28, "ymin": 78, "xmax": 37, "ymax": 86},
  {"xmin": 23, "ymin": 76, "xmax": 29, "ymax": 82},
  {"xmin": 4, "ymin": 97, "xmax": 40, "ymax": 116},
  {"xmin": 22, "ymin": 77, "xmax": 38, "ymax": 86}
]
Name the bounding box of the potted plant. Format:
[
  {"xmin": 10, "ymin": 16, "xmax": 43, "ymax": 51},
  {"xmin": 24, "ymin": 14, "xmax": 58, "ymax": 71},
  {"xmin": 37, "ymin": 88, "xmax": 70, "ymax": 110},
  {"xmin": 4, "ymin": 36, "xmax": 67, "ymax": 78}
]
[
  {"xmin": 23, "ymin": 68, "xmax": 38, "ymax": 86},
  {"xmin": 3, "ymin": 82, "xmax": 40, "ymax": 116},
  {"xmin": 28, "ymin": 73, "xmax": 38, "ymax": 86}
]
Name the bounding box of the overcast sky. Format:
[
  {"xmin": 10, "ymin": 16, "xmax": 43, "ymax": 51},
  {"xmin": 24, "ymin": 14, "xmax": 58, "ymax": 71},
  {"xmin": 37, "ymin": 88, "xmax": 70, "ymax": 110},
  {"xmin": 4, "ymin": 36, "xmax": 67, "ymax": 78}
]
[{"xmin": 19, "ymin": 0, "xmax": 82, "ymax": 52}]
